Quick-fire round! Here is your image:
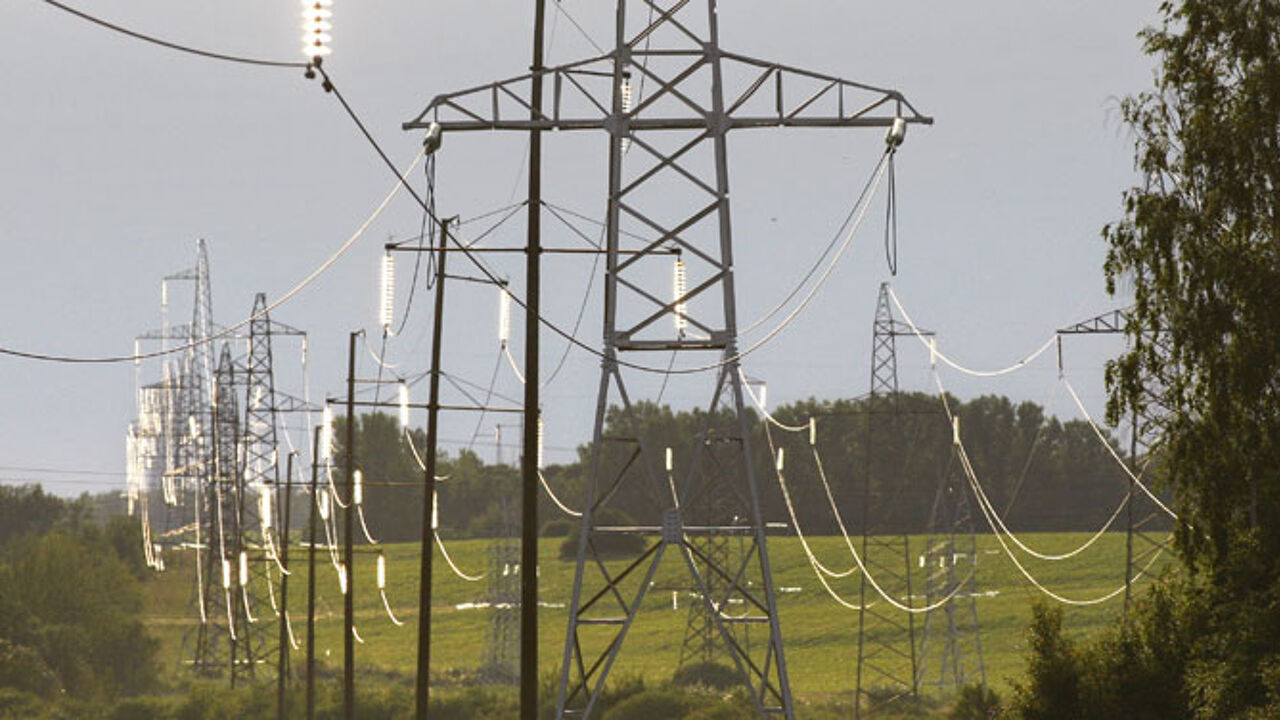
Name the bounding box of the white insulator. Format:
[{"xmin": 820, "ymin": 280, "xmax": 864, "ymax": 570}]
[
  {"xmin": 757, "ymin": 383, "xmax": 768, "ymax": 412},
  {"xmin": 134, "ymin": 340, "xmax": 141, "ymax": 367},
  {"xmin": 319, "ymin": 489, "xmax": 331, "ymax": 521},
  {"xmin": 498, "ymin": 287, "xmax": 511, "ymax": 346},
  {"xmin": 301, "ymin": 0, "xmax": 334, "ymax": 58},
  {"xmin": 239, "ymin": 551, "xmax": 249, "ymax": 586},
  {"xmin": 337, "ymin": 563, "xmax": 348, "ymax": 595},
  {"xmin": 536, "ymin": 416, "xmax": 545, "ymax": 470},
  {"xmin": 929, "ymin": 338, "xmax": 937, "ymax": 369},
  {"xmin": 886, "ymin": 116, "xmax": 907, "ymax": 148},
  {"xmin": 221, "ymin": 558, "xmax": 232, "ymax": 589},
  {"xmin": 952, "ymin": 416, "xmax": 961, "ymax": 446},
  {"xmin": 321, "ymin": 406, "xmax": 334, "ymax": 460},
  {"xmin": 672, "ymin": 259, "xmax": 689, "ymax": 332},
  {"xmin": 398, "ymin": 383, "xmax": 410, "ymax": 430},
  {"xmin": 379, "ymin": 252, "xmax": 395, "ymax": 330},
  {"xmin": 775, "ymin": 448, "xmax": 785, "ymax": 472},
  {"xmin": 376, "ymin": 554, "xmax": 387, "ymax": 590},
  {"xmin": 665, "ymin": 447, "xmax": 674, "ymax": 473},
  {"xmin": 353, "ymin": 470, "xmax": 364, "ymax": 506},
  {"xmin": 809, "ymin": 418, "xmax": 817, "ymax": 447},
  {"xmin": 620, "ymin": 72, "xmax": 633, "ymax": 153},
  {"xmin": 431, "ymin": 490, "xmax": 439, "ymax": 530},
  {"xmin": 161, "ymin": 280, "xmax": 168, "ymax": 308},
  {"xmin": 188, "ymin": 415, "xmax": 199, "ymax": 439}
]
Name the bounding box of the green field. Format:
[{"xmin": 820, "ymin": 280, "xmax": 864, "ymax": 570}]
[{"xmin": 143, "ymin": 531, "xmax": 1171, "ymax": 712}]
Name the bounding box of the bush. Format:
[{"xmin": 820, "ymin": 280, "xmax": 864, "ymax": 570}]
[
  {"xmin": 671, "ymin": 661, "xmax": 741, "ymax": 691},
  {"xmin": 947, "ymin": 683, "xmax": 999, "ymax": 720},
  {"xmin": 602, "ymin": 689, "xmax": 691, "ymax": 720},
  {"xmin": 541, "ymin": 519, "xmax": 576, "ymax": 537}
]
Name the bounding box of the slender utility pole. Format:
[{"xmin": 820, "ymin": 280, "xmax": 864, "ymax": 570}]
[
  {"xmin": 343, "ymin": 334, "xmax": 358, "ymax": 720},
  {"xmin": 521, "ymin": 3, "xmax": 547, "ymax": 718},
  {"xmin": 277, "ymin": 452, "xmax": 295, "ymax": 720},
  {"xmin": 415, "ymin": 218, "xmax": 451, "ymax": 720},
  {"xmin": 306, "ymin": 426, "xmax": 319, "ymax": 720}
]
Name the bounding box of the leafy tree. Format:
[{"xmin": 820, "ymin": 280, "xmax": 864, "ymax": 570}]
[
  {"xmin": 0, "ymin": 485, "xmax": 64, "ymax": 547},
  {"xmin": 1010, "ymin": 1, "xmax": 1279, "ymax": 717}
]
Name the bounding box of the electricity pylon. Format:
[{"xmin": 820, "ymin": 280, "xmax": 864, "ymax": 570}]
[
  {"xmin": 1057, "ymin": 309, "xmax": 1174, "ymax": 608},
  {"xmin": 405, "ymin": 4, "xmax": 930, "ymax": 717},
  {"xmin": 481, "ymin": 493, "xmax": 520, "ymax": 683},
  {"xmin": 854, "ymin": 283, "xmax": 922, "ymax": 717},
  {"xmin": 916, "ymin": 450, "xmax": 985, "ymax": 692}
]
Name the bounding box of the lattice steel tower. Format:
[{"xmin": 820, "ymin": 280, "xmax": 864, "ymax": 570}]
[
  {"xmin": 854, "ymin": 282, "xmax": 923, "ymax": 717},
  {"xmin": 405, "ymin": 4, "xmax": 930, "ymax": 717},
  {"xmin": 1057, "ymin": 309, "xmax": 1174, "ymax": 608},
  {"xmin": 480, "ymin": 493, "xmax": 520, "ymax": 683},
  {"xmin": 916, "ymin": 410, "xmax": 985, "ymax": 690}
]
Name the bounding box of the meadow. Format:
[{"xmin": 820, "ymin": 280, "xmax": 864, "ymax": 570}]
[{"xmin": 141, "ymin": 530, "xmax": 1171, "ymax": 713}]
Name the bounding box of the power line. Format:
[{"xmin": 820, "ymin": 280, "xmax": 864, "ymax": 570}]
[{"xmin": 39, "ymin": 0, "xmax": 308, "ymax": 69}]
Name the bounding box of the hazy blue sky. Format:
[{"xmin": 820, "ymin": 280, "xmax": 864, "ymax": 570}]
[{"xmin": 1, "ymin": 1, "xmax": 1158, "ymax": 495}]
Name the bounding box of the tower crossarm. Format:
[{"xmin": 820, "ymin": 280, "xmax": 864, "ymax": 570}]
[
  {"xmin": 404, "ymin": 51, "xmax": 931, "ymax": 133},
  {"xmin": 1056, "ymin": 308, "xmax": 1132, "ymax": 335}
]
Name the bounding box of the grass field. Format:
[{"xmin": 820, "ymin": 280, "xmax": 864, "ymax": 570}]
[{"xmin": 142, "ymin": 530, "xmax": 1172, "ymax": 713}]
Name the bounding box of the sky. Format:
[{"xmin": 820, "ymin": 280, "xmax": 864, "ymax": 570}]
[{"xmin": 0, "ymin": 1, "xmax": 1160, "ymax": 496}]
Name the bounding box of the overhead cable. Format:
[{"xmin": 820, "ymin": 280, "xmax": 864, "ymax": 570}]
[
  {"xmin": 888, "ymin": 287, "xmax": 1058, "ymax": 378},
  {"xmin": 39, "ymin": 0, "xmax": 308, "ymax": 68}
]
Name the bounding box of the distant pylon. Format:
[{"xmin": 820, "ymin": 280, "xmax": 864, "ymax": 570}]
[
  {"xmin": 855, "ymin": 283, "xmax": 922, "ymax": 717},
  {"xmin": 480, "ymin": 492, "xmax": 520, "ymax": 683},
  {"xmin": 1056, "ymin": 309, "xmax": 1174, "ymax": 609},
  {"xmin": 915, "ymin": 450, "xmax": 985, "ymax": 692}
]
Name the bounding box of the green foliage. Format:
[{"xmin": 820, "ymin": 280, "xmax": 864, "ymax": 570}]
[
  {"xmin": 947, "ymin": 684, "xmax": 999, "ymax": 720},
  {"xmin": 671, "ymin": 661, "xmax": 741, "ymax": 691},
  {"xmin": 1006, "ymin": 604, "xmax": 1082, "ymax": 720},
  {"xmin": 0, "ymin": 531, "xmax": 157, "ymax": 700},
  {"xmin": 602, "ymin": 688, "xmax": 692, "ymax": 720},
  {"xmin": 0, "ymin": 485, "xmax": 64, "ymax": 547}
]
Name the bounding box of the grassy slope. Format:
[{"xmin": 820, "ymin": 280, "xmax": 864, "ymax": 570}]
[{"xmin": 142, "ymin": 531, "xmax": 1170, "ymax": 707}]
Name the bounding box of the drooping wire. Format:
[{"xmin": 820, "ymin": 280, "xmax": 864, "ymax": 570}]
[
  {"xmin": 38, "ymin": 0, "xmax": 308, "ymax": 68},
  {"xmin": 0, "ymin": 150, "xmax": 423, "ymax": 364},
  {"xmin": 888, "ymin": 286, "xmax": 1059, "ymax": 378},
  {"xmin": 435, "ymin": 531, "xmax": 485, "ymax": 582},
  {"xmin": 929, "ymin": 368, "xmax": 1169, "ymax": 605}
]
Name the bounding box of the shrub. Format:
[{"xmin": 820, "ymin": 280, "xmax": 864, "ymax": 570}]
[
  {"xmin": 671, "ymin": 661, "xmax": 741, "ymax": 691},
  {"xmin": 947, "ymin": 683, "xmax": 1000, "ymax": 720},
  {"xmin": 602, "ymin": 689, "xmax": 691, "ymax": 720}
]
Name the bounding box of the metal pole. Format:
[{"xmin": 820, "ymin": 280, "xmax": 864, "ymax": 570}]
[
  {"xmin": 521, "ymin": 3, "xmax": 547, "ymax": 718},
  {"xmin": 306, "ymin": 426, "xmax": 319, "ymax": 720},
  {"xmin": 277, "ymin": 452, "xmax": 295, "ymax": 720},
  {"xmin": 343, "ymin": 334, "xmax": 358, "ymax": 720},
  {"xmin": 416, "ymin": 218, "xmax": 451, "ymax": 720}
]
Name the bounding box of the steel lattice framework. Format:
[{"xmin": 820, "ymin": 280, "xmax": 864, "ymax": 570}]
[
  {"xmin": 915, "ymin": 454, "xmax": 985, "ymax": 691},
  {"xmin": 1057, "ymin": 308, "xmax": 1175, "ymax": 608},
  {"xmin": 406, "ymin": 4, "xmax": 930, "ymax": 717},
  {"xmin": 132, "ymin": 243, "xmax": 309, "ymax": 683},
  {"xmin": 481, "ymin": 494, "xmax": 521, "ymax": 683},
  {"xmin": 854, "ymin": 282, "xmax": 922, "ymax": 717}
]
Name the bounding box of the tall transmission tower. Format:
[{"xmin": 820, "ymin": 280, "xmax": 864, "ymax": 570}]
[
  {"xmin": 405, "ymin": 4, "xmax": 930, "ymax": 717},
  {"xmin": 854, "ymin": 282, "xmax": 922, "ymax": 717},
  {"xmin": 915, "ymin": 450, "xmax": 985, "ymax": 692},
  {"xmin": 1057, "ymin": 309, "xmax": 1174, "ymax": 608},
  {"xmin": 133, "ymin": 242, "xmax": 310, "ymax": 683}
]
